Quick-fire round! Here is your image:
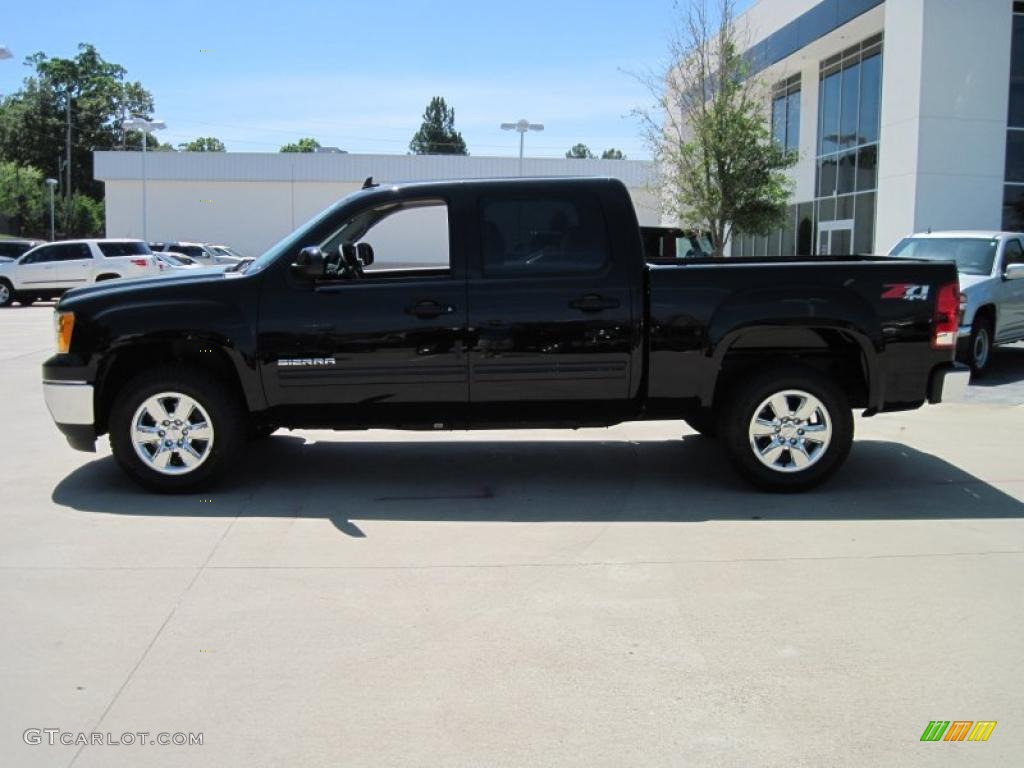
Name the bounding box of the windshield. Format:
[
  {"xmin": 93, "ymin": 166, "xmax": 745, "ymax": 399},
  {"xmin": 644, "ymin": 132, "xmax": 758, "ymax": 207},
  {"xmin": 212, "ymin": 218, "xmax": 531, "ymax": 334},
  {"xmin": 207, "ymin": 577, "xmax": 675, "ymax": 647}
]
[{"xmin": 890, "ymin": 237, "xmax": 998, "ymax": 276}]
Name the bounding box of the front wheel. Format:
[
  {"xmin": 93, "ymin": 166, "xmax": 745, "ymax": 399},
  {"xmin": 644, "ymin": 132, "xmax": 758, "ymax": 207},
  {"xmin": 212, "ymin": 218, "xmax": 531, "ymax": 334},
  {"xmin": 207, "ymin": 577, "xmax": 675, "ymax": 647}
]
[
  {"xmin": 719, "ymin": 366, "xmax": 853, "ymax": 492},
  {"xmin": 0, "ymin": 280, "xmax": 13, "ymax": 307},
  {"xmin": 109, "ymin": 365, "xmax": 245, "ymax": 492}
]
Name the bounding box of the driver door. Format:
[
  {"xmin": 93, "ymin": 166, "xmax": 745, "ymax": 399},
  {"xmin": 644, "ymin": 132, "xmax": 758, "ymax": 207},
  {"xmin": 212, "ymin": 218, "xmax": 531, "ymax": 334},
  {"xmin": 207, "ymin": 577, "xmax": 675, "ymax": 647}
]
[{"xmin": 258, "ymin": 198, "xmax": 469, "ymax": 425}]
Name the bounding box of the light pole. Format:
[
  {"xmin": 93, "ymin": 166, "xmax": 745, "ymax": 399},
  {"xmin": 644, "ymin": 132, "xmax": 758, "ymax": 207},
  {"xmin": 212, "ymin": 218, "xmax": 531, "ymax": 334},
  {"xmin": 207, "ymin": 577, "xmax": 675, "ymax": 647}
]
[
  {"xmin": 500, "ymin": 119, "xmax": 544, "ymax": 176},
  {"xmin": 45, "ymin": 179, "xmax": 58, "ymax": 240},
  {"xmin": 121, "ymin": 117, "xmax": 167, "ymax": 241}
]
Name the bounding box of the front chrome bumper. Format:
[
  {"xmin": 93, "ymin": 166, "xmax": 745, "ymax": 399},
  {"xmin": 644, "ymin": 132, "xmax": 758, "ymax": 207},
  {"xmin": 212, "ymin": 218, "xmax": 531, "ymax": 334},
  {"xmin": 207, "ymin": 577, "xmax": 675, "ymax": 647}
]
[
  {"xmin": 928, "ymin": 364, "xmax": 971, "ymax": 404},
  {"xmin": 43, "ymin": 380, "xmax": 94, "ymax": 425}
]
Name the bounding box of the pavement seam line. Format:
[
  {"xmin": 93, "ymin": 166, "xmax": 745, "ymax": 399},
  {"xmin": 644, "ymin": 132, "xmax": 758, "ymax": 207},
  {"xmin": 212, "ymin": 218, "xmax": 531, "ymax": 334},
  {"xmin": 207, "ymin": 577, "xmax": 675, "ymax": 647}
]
[{"xmin": 66, "ymin": 512, "xmax": 243, "ymax": 768}]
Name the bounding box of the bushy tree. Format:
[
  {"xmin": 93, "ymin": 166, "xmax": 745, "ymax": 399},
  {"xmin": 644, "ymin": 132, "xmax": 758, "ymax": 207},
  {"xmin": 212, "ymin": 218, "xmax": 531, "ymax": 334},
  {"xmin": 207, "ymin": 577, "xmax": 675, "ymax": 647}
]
[
  {"xmin": 179, "ymin": 136, "xmax": 225, "ymax": 152},
  {"xmin": 601, "ymin": 148, "xmax": 626, "ymax": 159},
  {"xmin": 566, "ymin": 143, "xmax": 595, "ymax": 159},
  {"xmin": 60, "ymin": 192, "xmax": 104, "ymax": 237},
  {"xmin": 279, "ymin": 137, "xmax": 321, "ymax": 153},
  {"xmin": 409, "ymin": 97, "xmax": 467, "ymax": 155},
  {"xmin": 0, "ymin": 162, "xmax": 47, "ymax": 237},
  {"xmin": 636, "ymin": 0, "xmax": 795, "ymax": 256}
]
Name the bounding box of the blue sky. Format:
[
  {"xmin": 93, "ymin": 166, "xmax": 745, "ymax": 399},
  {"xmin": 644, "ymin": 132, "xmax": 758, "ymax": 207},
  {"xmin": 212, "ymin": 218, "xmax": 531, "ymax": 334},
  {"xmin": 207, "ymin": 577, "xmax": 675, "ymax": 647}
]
[{"xmin": 0, "ymin": 0, "xmax": 754, "ymax": 159}]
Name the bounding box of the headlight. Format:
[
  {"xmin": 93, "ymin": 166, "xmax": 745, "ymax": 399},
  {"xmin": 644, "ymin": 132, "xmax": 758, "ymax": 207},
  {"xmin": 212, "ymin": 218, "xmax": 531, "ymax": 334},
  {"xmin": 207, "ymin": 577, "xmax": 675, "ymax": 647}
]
[{"xmin": 55, "ymin": 311, "xmax": 75, "ymax": 354}]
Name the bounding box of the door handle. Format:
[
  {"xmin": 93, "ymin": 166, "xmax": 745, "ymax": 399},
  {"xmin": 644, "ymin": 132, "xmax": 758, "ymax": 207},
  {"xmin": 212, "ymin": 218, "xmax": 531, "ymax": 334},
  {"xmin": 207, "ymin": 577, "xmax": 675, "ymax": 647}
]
[
  {"xmin": 569, "ymin": 294, "xmax": 620, "ymax": 312},
  {"xmin": 406, "ymin": 300, "xmax": 455, "ymax": 319}
]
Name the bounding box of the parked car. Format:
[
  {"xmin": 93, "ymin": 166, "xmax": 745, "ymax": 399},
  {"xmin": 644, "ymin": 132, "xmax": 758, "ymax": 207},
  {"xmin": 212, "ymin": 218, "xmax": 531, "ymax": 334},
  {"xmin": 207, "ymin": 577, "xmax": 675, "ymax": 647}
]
[
  {"xmin": 151, "ymin": 242, "xmax": 242, "ymax": 266},
  {"xmin": 889, "ymin": 231, "xmax": 1024, "ymax": 374},
  {"xmin": 0, "ymin": 239, "xmax": 160, "ymax": 306},
  {"xmin": 210, "ymin": 244, "xmax": 246, "ymax": 260},
  {"xmin": 0, "ymin": 239, "xmax": 44, "ymax": 263},
  {"xmin": 154, "ymin": 252, "xmax": 203, "ymax": 273},
  {"xmin": 43, "ymin": 177, "xmax": 967, "ymax": 493}
]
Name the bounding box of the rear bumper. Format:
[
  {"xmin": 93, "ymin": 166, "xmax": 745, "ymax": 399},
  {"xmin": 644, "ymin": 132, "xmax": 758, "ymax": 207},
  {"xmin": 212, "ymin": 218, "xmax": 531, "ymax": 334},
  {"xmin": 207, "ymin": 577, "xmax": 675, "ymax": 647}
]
[
  {"xmin": 927, "ymin": 363, "xmax": 971, "ymax": 404},
  {"xmin": 42, "ymin": 380, "xmax": 96, "ymax": 452}
]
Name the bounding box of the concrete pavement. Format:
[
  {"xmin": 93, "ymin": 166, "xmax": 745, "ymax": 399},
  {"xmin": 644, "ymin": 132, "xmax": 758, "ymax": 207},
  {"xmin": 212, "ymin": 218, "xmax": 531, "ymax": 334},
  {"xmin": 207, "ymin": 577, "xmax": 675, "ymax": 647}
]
[{"xmin": 1, "ymin": 305, "xmax": 1022, "ymax": 768}]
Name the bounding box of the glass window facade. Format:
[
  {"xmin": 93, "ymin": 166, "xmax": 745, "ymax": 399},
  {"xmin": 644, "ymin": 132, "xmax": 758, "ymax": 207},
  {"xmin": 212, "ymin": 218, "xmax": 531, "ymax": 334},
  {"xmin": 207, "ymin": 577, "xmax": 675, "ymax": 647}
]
[
  {"xmin": 747, "ymin": 34, "xmax": 882, "ymax": 257},
  {"xmin": 1005, "ymin": 11, "xmax": 1024, "ymax": 230},
  {"xmin": 772, "ymin": 74, "xmax": 801, "ymax": 153}
]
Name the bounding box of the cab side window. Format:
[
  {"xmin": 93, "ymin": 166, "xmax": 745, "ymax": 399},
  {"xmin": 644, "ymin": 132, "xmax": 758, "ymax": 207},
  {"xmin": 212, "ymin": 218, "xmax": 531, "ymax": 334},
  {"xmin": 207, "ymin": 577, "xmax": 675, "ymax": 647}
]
[
  {"xmin": 356, "ymin": 203, "xmax": 450, "ymax": 271},
  {"xmin": 1005, "ymin": 239, "xmax": 1024, "ymax": 266},
  {"xmin": 481, "ymin": 196, "xmax": 609, "ymax": 276},
  {"xmin": 55, "ymin": 243, "xmax": 92, "ymax": 261},
  {"xmin": 21, "ymin": 245, "xmax": 57, "ymax": 265}
]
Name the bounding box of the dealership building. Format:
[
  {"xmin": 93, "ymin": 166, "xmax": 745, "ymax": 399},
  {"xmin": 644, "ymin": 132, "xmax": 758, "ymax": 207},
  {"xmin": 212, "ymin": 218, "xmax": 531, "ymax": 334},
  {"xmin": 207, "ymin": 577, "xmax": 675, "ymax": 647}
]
[
  {"xmin": 731, "ymin": 0, "xmax": 1024, "ymax": 257},
  {"xmin": 94, "ymin": 152, "xmax": 658, "ymax": 258}
]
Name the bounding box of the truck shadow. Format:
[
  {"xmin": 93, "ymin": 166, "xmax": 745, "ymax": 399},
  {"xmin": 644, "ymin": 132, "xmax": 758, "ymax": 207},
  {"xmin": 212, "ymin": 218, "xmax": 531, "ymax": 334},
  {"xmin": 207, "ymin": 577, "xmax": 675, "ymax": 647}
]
[{"xmin": 51, "ymin": 435, "xmax": 1024, "ymax": 536}]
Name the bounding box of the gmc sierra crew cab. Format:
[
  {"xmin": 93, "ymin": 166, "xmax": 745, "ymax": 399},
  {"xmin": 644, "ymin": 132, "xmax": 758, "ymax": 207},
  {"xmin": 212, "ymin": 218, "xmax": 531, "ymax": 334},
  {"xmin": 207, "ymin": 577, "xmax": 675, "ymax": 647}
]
[{"xmin": 42, "ymin": 177, "xmax": 969, "ymax": 493}]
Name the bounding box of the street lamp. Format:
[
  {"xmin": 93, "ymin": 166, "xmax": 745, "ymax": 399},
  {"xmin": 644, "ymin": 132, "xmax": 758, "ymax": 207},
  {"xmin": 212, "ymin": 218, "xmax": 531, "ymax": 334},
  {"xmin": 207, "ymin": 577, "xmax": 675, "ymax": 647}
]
[
  {"xmin": 121, "ymin": 117, "xmax": 167, "ymax": 241},
  {"xmin": 45, "ymin": 179, "xmax": 58, "ymax": 240},
  {"xmin": 500, "ymin": 119, "xmax": 544, "ymax": 176}
]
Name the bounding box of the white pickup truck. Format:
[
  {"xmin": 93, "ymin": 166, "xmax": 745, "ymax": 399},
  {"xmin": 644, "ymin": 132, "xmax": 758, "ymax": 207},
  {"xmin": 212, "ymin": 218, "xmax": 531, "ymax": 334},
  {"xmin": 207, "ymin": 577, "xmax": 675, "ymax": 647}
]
[
  {"xmin": 0, "ymin": 239, "xmax": 160, "ymax": 307},
  {"xmin": 890, "ymin": 231, "xmax": 1024, "ymax": 374}
]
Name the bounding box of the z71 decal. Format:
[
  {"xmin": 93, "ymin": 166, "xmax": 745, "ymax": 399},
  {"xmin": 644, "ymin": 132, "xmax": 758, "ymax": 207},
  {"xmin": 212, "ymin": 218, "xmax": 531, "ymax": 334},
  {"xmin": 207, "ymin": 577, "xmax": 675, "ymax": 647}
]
[{"xmin": 882, "ymin": 284, "xmax": 931, "ymax": 301}]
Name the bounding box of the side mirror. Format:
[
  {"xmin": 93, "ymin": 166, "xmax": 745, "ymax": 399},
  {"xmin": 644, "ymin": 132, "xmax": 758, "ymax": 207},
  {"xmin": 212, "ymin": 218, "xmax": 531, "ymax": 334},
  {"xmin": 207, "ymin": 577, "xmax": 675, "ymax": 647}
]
[
  {"xmin": 1005, "ymin": 263, "xmax": 1024, "ymax": 281},
  {"xmin": 356, "ymin": 242, "xmax": 375, "ymax": 267},
  {"xmin": 290, "ymin": 246, "xmax": 325, "ymax": 279}
]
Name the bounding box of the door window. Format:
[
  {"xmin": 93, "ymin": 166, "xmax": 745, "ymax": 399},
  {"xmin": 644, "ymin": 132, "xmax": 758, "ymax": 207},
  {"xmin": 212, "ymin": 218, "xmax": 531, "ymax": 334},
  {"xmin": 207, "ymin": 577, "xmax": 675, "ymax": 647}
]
[
  {"xmin": 320, "ymin": 200, "xmax": 450, "ymax": 274},
  {"xmin": 1004, "ymin": 239, "xmax": 1024, "ymax": 266},
  {"xmin": 20, "ymin": 245, "xmax": 59, "ymax": 265},
  {"xmin": 54, "ymin": 243, "xmax": 92, "ymax": 261},
  {"xmin": 481, "ymin": 196, "xmax": 609, "ymax": 276}
]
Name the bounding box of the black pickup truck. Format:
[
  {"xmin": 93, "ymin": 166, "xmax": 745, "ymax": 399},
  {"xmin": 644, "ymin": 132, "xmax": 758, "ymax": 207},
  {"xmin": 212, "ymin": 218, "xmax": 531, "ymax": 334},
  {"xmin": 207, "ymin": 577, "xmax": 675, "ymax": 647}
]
[{"xmin": 42, "ymin": 177, "xmax": 968, "ymax": 492}]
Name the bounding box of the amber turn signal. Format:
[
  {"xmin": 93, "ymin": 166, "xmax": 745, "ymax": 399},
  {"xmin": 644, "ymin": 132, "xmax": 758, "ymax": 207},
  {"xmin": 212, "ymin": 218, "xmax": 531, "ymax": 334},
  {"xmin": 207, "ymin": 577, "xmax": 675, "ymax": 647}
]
[{"xmin": 55, "ymin": 311, "xmax": 75, "ymax": 354}]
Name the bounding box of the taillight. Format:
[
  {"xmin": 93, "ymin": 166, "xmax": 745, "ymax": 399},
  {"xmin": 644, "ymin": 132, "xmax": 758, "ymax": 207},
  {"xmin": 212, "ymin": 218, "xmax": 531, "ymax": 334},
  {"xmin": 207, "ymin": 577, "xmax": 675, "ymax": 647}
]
[
  {"xmin": 932, "ymin": 282, "xmax": 960, "ymax": 349},
  {"xmin": 130, "ymin": 258, "xmax": 149, "ymax": 267}
]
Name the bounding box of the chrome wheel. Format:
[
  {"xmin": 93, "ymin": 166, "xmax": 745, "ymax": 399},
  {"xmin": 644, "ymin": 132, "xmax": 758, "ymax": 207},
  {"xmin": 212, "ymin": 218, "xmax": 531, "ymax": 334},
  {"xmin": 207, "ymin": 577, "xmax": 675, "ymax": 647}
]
[
  {"xmin": 130, "ymin": 392, "xmax": 214, "ymax": 475},
  {"xmin": 0, "ymin": 284, "xmax": 9, "ymax": 304},
  {"xmin": 972, "ymin": 327, "xmax": 990, "ymax": 370},
  {"xmin": 748, "ymin": 389, "xmax": 832, "ymax": 473}
]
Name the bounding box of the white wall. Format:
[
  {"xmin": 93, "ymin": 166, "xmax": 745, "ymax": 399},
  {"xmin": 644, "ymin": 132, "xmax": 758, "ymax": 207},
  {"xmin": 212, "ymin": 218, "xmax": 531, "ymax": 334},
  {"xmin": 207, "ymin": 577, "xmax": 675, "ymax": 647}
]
[{"xmin": 876, "ymin": 0, "xmax": 1011, "ymax": 250}]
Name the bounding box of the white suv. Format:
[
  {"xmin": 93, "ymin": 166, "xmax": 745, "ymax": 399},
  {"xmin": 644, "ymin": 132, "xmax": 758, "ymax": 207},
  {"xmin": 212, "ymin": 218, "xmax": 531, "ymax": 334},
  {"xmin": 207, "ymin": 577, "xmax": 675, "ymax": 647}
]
[{"xmin": 0, "ymin": 239, "xmax": 160, "ymax": 307}]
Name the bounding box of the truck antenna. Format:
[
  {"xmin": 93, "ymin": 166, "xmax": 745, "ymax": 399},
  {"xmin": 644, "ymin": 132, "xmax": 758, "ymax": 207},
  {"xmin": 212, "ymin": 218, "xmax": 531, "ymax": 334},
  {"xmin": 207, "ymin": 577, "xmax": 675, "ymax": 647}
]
[{"xmin": 362, "ymin": 176, "xmax": 379, "ymax": 190}]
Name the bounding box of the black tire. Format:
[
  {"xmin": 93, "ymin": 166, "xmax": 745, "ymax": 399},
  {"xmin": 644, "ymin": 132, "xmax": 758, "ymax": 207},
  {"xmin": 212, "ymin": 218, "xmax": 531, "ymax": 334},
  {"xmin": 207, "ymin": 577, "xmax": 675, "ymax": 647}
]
[
  {"xmin": 718, "ymin": 365, "xmax": 853, "ymax": 492},
  {"xmin": 0, "ymin": 280, "xmax": 13, "ymax": 307},
  {"xmin": 966, "ymin": 316, "xmax": 993, "ymax": 376},
  {"xmin": 109, "ymin": 365, "xmax": 246, "ymax": 493},
  {"xmin": 683, "ymin": 408, "xmax": 717, "ymax": 438}
]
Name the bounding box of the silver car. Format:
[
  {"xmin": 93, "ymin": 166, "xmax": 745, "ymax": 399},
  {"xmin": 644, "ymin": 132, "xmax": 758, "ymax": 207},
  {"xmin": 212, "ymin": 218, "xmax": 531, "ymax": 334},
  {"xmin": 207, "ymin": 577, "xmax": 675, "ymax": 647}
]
[{"xmin": 890, "ymin": 231, "xmax": 1024, "ymax": 373}]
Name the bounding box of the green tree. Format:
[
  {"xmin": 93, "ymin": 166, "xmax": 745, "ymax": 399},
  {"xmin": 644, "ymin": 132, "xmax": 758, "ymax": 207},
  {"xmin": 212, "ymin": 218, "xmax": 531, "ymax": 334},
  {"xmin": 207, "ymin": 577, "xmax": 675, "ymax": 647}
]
[
  {"xmin": 0, "ymin": 44, "xmax": 155, "ymax": 203},
  {"xmin": 636, "ymin": 0, "xmax": 796, "ymax": 256},
  {"xmin": 601, "ymin": 148, "xmax": 626, "ymax": 159},
  {"xmin": 409, "ymin": 97, "xmax": 468, "ymax": 155},
  {"xmin": 0, "ymin": 162, "xmax": 47, "ymax": 237},
  {"xmin": 279, "ymin": 137, "xmax": 321, "ymax": 153},
  {"xmin": 59, "ymin": 192, "xmax": 104, "ymax": 237},
  {"xmin": 566, "ymin": 143, "xmax": 595, "ymax": 159},
  {"xmin": 178, "ymin": 136, "xmax": 225, "ymax": 152}
]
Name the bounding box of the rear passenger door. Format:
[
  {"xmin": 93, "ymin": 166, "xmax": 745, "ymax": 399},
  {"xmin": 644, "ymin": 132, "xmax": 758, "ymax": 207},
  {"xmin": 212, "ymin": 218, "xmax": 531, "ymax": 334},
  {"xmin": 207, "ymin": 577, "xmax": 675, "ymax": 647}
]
[
  {"xmin": 55, "ymin": 242, "xmax": 95, "ymax": 287},
  {"xmin": 466, "ymin": 188, "xmax": 635, "ymax": 413}
]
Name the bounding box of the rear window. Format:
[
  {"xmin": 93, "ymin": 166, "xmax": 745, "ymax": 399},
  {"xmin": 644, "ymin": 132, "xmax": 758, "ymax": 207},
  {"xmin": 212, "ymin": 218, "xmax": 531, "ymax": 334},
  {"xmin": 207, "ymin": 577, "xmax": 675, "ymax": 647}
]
[{"xmin": 98, "ymin": 241, "xmax": 152, "ymax": 257}]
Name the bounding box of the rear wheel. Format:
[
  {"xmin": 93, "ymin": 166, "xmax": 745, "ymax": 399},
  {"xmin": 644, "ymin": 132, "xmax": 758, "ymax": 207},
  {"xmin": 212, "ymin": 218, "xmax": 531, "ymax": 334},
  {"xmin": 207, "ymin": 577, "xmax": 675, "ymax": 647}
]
[
  {"xmin": 967, "ymin": 316, "xmax": 993, "ymax": 376},
  {"xmin": 109, "ymin": 365, "xmax": 245, "ymax": 492},
  {"xmin": 719, "ymin": 366, "xmax": 853, "ymax": 492},
  {"xmin": 0, "ymin": 280, "xmax": 13, "ymax": 307}
]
